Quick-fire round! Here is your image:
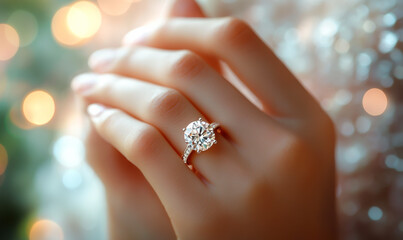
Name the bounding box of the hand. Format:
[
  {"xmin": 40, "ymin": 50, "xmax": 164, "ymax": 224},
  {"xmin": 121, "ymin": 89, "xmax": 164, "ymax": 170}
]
[
  {"xmin": 73, "ymin": 0, "xmax": 206, "ymax": 239},
  {"xmin": 73, "ymin": 0, "xmax": 337, "ymax": 238}
]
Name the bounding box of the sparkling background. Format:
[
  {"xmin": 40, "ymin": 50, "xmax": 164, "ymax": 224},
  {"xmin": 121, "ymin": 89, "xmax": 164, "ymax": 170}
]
[
  {"xmin": 0, "ymin": 0, "xmax": 402, "ymax": 239},
  {"xmin": 229, "ymin": 1, "xmax": 403, "ymax": 239}
]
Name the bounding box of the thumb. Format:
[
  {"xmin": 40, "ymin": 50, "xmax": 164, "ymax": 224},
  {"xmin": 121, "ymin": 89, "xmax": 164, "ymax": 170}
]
[{"xmin": 165, "ymin": 0, "xmax": 206, "ymax": 18}]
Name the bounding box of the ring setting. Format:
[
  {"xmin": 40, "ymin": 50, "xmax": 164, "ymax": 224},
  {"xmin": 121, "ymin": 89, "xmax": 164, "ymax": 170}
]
[{"xmin": 182, "ymin": 118, "xmax": 220, "ymax": 165}]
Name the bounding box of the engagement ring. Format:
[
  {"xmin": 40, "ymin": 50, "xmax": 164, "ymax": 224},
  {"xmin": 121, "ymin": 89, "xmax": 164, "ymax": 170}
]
[{"xmin": 182, "ymin": 118, "xmax": 220, "ymax": 165}]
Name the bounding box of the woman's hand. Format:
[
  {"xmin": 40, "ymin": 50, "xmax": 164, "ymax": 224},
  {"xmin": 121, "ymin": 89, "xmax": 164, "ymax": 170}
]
[
  {"xmin": 73, "ymin": 1, "xmax": 337, "ymax": 238},
  {"xmin": 73, "ymin": 1, "xmax": 205, "ymax": 239}
]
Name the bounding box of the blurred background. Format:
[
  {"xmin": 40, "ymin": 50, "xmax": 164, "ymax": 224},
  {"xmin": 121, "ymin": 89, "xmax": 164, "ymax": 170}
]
[{"xmin": 0, "ymin": 0, "xmax": 402, "ymax": 239}]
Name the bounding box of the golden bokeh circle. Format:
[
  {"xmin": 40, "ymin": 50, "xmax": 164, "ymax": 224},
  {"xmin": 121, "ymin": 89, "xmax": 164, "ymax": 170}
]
[
  {"xmin": 67, "ymin": 1, "xmax": 102, "ymax": 38},
  {"xmin": 0, "ymin": 24, "xmax": 20, "ymax": 61},
  {"xmin": 29, "ymin": 220, "xmax": 63, "ymax": 240},
  {"xmin": 362, "ymin": 88, "xmax": 388, "ymax": 116},
  {"xmin": 22, "ymin": 90, "xmax": 55, "ymax": 126},
  {"xmin": 52, "ymin": 7, "xmax": 83, "ymax": 46}
]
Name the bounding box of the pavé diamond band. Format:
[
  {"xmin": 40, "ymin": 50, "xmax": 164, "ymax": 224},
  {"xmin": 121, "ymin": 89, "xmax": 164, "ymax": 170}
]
[{"xmin": 182, "ymin": 118, "xmax": 220, "ymax": 165}]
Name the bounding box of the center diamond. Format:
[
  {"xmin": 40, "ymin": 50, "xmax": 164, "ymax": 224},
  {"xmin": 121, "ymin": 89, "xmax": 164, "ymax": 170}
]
[{"xmin": 184, "ymin": 119, "xmax": 216, "ymax": 153}]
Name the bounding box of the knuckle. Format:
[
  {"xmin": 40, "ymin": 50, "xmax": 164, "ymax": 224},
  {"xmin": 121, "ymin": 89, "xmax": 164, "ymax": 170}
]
[
  {"xmin": 239, "ymin": 176, "xmax": 268, "ymax": 204},
  {"xmin": 281, "ymin": 131, "xmax": 316, "ymax": 167},
  {"xmin": 98, "ymin": 109, "xmax": 122, "ymax": 134},
  {"xmin": 96, "ymin": 74, "xmax": 118, "ymax": 95},
  {"xmin": 123, "ymin": 125, "xmax": 161, "ymax": 162},
  {"xmin": 284, "ymin": 131, "xmax": 308, "ymax": 154},
  {"xmin": 168, "ymin": 50, "xmax": 205, "ymax": 81},
  {"xmin": 149, "ymin": 89, "xmax": 186, "ymax": 119},
  {"xmin": 113, "ymin": 47, "xmax": 134, "ymax": 69},
  {"xmin": 151, "ymin": 21, "xmax": 168, "ymax": 40},
  {"xmin": 215, "ymin": 17, "xmax": 255, "ymax": 47}
]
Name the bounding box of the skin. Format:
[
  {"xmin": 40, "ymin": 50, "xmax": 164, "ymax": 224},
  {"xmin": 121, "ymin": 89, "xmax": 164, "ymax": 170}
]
[{"xmin": 72, "ymin": 0, "xmax": 337, "ymax": 239}]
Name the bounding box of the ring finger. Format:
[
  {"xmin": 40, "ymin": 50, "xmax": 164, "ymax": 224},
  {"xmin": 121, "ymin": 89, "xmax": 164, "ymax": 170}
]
[{"xmin": 72, "ymin": 73, "xmax": 248, "ymax": 189}]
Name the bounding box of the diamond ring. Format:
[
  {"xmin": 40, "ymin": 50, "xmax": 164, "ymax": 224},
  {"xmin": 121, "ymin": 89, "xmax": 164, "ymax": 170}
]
[{"xmin": 182, "ymin": 118, "xmax": 220, "ymax": 165}]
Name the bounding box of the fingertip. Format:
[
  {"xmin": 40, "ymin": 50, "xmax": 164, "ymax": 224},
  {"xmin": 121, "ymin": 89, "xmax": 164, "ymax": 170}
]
[
  {"xmin": 87, "ymin": 103, "xmax": 106, "ymax": 118},
  {"xmin": 166, "ymin": 0, "xmax": 205, "ymax": 18},
  {"xmin": 122, "ymin": 24, "xmax": 158, "ymax": 46},
  {"xmin": 88, "ymin": 49, "xmax": 117, "ymax": 72},
  {"xmin": 71, "ymin": 73, "xmax": 98, "ymax": 95}
]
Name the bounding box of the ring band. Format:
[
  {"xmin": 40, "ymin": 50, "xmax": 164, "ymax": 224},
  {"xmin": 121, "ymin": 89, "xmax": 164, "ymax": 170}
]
[{"xmin": 182, "ymin": 118, "xmax": 220, "ymax": 165}]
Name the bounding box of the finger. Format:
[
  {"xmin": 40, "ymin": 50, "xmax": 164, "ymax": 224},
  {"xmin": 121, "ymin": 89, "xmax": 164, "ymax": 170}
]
[
  {"xmin": 74, "ymin": 91, "xmax": 148, "ymax": 189},
  {"xmin": 162, "ymin": 0, "xmax": 222, "ymax": 73},
  {"xmin": 88, "ymin": 47, "xmax": 273, "ymax": 149},
  {"xmin": 86, "ymin": 125, "xmax": 177, "ymax": 239},
  {"xmin": 73, "ymin": 92, "xmax": 145, "ymax": 185},
  {"xmin": 123, "ymin": 18, "xmax": 321, "ymax": 117},
  {"xmin": 165, "ymin": 0, "xmax": 205, "ymax": 18},
  {"xmin": 85, "ymin": 122, "xmax": 146, "ymax": 187},
  {"xmin": 72, "ymin": 92, "xmax": 137, "ymax": 186},
  {"xmin": 73, "ymin": 73, "xmax": 248, "ymax": 188},
  {"xmin": 87, "ymin": 104, "xmax": 212, "ymax": 221}
]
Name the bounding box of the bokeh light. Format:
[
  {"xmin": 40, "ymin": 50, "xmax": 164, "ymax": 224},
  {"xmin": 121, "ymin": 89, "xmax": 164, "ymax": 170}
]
[
  {"xmin": 67, "ymin": 1, "xmax": 102, "ymax": 39},
  {"xmin": 8, "ymin": 10, "xmax": 38, "ymax": 47},
  {"xmin": 29, "ymin": 220, "xmax": 63, "ymax": 240},
  {"xmin": 362, "ymin": 88, "xmax": 388, "ymax": 116},
  {"xmin": 0, "ymin": 24, "xmax": 19, "ymax": 61},
  {"xmin": 53, "ymin": 136, "xmax": 85, "ymax": 168},
  {"xmin": 62, "ymin": 169, "xmax": 82, "ymax": 190},
  {"xmin": 97, "ymin": 0, "xmax": 132, "ymax": 16},
  {"xmin": 368, "ymin": 206, "xmax": 383, "ymax": 221},
  {"xmin": 0, "ymin": 144, "xmax": 8, "ymax": 176},
  {"xmin": 52, "ymin": 7, "xmax": 83, "ymax": 46},
  {"xmin": 22, "ymin": 90, "xmax": 55, "ymax": 126}
]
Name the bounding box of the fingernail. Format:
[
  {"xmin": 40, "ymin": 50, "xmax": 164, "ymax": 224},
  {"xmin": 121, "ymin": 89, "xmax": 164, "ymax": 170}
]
[
  {"xmin": 87, "ymin": 104, "xmax": 106, "ymax": 117},
  {"xmin": 89, "ymin": 49, "xmax": 116, "ymax": 72},
  {"xmin": 123, "ymin": 25, "xmax": 153, "ymax": 45},
  {"xmin": 71, "ymin": 74, "xmax": 97, "ymax": 95}
]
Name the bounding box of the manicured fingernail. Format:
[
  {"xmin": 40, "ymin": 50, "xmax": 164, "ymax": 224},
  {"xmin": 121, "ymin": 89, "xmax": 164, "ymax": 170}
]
[
  {"xmin": 123, "ymin": 25, "xmax": 153, "ymax": 45},
  {"xmin": 87, "ymin": 104, "xmax": 106, "ymax": 117},
  {"xmin": 89, "ymin": 49, "xmax": 116, "ymax": 72},
  {"xmin": 71, "ymin": 74, "xmax": 97, "ymax": 94}
]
